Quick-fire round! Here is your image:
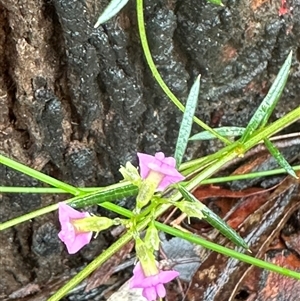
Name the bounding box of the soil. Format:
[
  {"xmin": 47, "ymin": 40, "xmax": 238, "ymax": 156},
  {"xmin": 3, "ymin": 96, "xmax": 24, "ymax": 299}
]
[{"xmin": 0, "ymin": 0, "xmax": 300, "ymax": 300}]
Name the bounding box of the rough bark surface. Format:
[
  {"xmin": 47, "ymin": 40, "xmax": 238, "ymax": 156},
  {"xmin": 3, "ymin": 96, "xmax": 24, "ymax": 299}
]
[{"xmin": 0, "ymin": 0, "xmax": 299, "ymax": 299}]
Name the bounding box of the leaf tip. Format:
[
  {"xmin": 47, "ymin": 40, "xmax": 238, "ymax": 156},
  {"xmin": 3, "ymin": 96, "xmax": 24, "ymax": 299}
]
[
  {"xmin": 94, "ymin": 20, "xmax": 102, "ymax": 28},
  {"xmin": 289, "ymin": 171, "xmax": 299, "ymax": 179}
]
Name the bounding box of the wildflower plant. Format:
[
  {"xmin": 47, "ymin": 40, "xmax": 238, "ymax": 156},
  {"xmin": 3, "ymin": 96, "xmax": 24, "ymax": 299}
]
[{"xmin": 0, "ymin": 0, "xmax": 300, "ymax": 300}]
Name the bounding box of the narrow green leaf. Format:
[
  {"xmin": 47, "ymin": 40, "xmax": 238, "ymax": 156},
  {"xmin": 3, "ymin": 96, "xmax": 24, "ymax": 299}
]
[
  {"xmin": 264, "ymin": 138, "xmax": 298, "ymax": 179},
  {"xmin": 156, "ymin": 222, "xmax": 300, "ymax": 281},
  {"xmin": 0, "ymin": 154, "xmax": 81, "ymax": 196},
  {"xmin": 241, "ymin": 51, "xmax": 292, "ymax": 142},
  {"xmin": 206, "ymin": 0, "xmax": 223, "ymax": 5},
  {"xmin": 94, "ymin": 0, "xmax": 129, "ymax": 28},
  {"xmin": 190, "ymin": 126, "xmax": 246, "ymax": 141},
  {"xmin": 71, "ymin": 183, "xmax": 138, "ymax": 208},
  {"xmin": 136, "ymin": 0, "xmax": 231, "ymax": 145},
  {"xmin": 201, "ymin": 207, "xmax": 249, "ymax": 250},
  {"xmin": 177, "ymin": 185, "xmax": 249, "ymax": 250},
  {"xmin": 175, "ymin": 75, "xmax": 201, "ymax": 167},
  {"xmin": 0, "ymin": 183, "xmax": 137, "ymax": 231}
]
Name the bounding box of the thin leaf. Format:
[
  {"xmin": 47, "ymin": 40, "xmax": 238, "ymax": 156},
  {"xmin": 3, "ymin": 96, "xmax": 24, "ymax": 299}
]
[
  {"xmin": 94, "ymin": 0, "xmax": 129, "ymax": 28},
  {"xmin": 175, "ymin": 75, "xmax": 201, "ymax": 167},
  {"xmin": 0, "ymin": 154, "xmax": 81, "ymax": 196},
  {"xmin": 241, "ymin": 51, "xmax": 292, "ymax": 142},
  {"xmin": 207, "ymin": 0, "xmax": 223, "ymax": 5},
  {"xmin": 71, "ymin": 184, "xmax": 138, "ymax": 208},
  {"xmin": 201, "ymin": 207, "xmax": 249, "ymax": 249},
  {"xmin": 136, "ymin": 0, "xmax": 231, "ymax": 145},
  {"xmin": 176, "ymin": 185, "xmax": 249, "ymax": 250},
  {"xmin": 264, "ymin": 138, "xmax": 298, "ymax": 179},
  {"xmin": 190, "ymin": 126, "xmax": 246, "ymax": 141}
]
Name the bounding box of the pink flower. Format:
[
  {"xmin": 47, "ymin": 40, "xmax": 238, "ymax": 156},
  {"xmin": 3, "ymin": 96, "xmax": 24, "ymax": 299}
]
[
  {"xmin": 137, "ymin": 152, "xmax": 185, "ymax": 191},
  {"xmin": 58, "ymin": 203, "xmax": 92, "ymax": 254},
  {"xmin": 130, "ymin": 262, "xmax": 179, "ymax": 301}
]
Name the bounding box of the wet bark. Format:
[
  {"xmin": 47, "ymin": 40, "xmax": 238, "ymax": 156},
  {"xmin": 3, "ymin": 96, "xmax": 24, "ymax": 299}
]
[{"xmin": 0, "ymin": 0, "xmax": 299, "ymax": 299}]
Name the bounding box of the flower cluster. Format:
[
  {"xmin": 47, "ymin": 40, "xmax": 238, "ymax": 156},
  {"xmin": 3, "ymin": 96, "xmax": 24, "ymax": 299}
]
[{"xmin": 57, "ymin": 152, "xmax": 184, "ymax": 300}]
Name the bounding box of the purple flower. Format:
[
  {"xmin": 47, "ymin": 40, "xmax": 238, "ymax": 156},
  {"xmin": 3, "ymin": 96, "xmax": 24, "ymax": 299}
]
[
  {"xmin": 137, "ymin": 152, "xmax": 185, "ymax": 191},
  {"xmin": 58, "ymin": 203, "xmax": 93, "ymax": 254},
  {"xmin": 130, "ymin": 262, "xmax": 179, "ymax": 301}
]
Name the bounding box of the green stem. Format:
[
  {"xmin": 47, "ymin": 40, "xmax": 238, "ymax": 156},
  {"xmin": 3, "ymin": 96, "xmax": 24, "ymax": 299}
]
[
  {"xmin": 0, "ymin": 182, "xmax": 136, "ymax": 231},
  {"xmin": 0, "ymin": 202, "xmax": 61, "ymax": 231},
  {"xmin": 136, "ymin": 0, "xmax": 231, "ymax": 145},
  {"xmin": 0, "ymin": 154, "xmax": 81, "ymax": 196},
  {"xmin": 0, "ymin": 187, "xmax": 102, "ymax": 194},
  {"xmin": 244, "ymin": 106, "xmax": 300, "ymax": 150},
  {"xmin": 158, "ymin": 222, "xmax": 300, "ymax": 280},
  {"xmin": 182, "ymin": 106, "xmax": 300, "ymax": 192},
  {"xmin": 99, "ymin": 203, "xmax": 300, "ymax": 280},
  {"xmin": 1, "ymin": 162, "xmax": 300, "ymax": 194}
]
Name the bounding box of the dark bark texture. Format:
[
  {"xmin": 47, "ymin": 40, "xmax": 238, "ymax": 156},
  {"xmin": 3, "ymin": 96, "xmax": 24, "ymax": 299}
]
[{"xmin": 0, "ymin": 0, "xmax": 299, "ymax": 299}]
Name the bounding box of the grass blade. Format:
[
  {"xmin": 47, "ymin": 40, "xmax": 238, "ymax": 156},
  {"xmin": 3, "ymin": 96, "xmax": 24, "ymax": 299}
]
[
  {"xmin": 190, "ymin": 126, "xmax": 245, "ymax": 141},
  {"xmin": 94, "ymin": 0, "xmax": 129, "ymax": 28},
  {"xmin": 174, "ymin": 75, "xmax": 200, "ymax": 167},
  {"xmin": 264, "ymin": 138, "xmax": 298, "ymax": 178},
  {"xmin": 0, "ymin": 154, "xmax": 81, "ymax": 195},
  {"xmin": 177, "ymin": 185, "xmax": 249, "ymax": 250},
  {"xmin": 207, "ymin": 0, "xmax": 223, "ymax": 5},
  {"xmin": 241, "ymin": 51, "xmax": 292, "ymax": 142},
  {"xmin": 71, "ymin": 184, "xmax": 138, "ymax": 208}
]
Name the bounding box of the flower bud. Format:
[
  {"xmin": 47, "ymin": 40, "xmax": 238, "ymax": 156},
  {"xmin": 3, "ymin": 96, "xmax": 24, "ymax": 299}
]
[
  {"xmin": 72, "ymin": 216, "xmax": 118, "ymax": 233},
  {"xmin": 145, "ymin": 222, "xmax": 160, "ymax": 251},
  {"xmin": 136, "ymin": 171, "xmax": 163, "ymax": 211},
  {"xmin": 119, "ymin": 162, "xmax": 141, "ymax": 186},
  {"xmin": 135, "ymin": 237, "xmax": 158, "ymax": 276}
]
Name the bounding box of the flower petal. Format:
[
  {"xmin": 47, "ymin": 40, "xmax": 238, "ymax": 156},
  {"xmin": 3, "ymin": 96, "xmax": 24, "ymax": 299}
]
[
  {"xmin": 133, "ymin": 262, "xmax": 146, "ymax": 278},
  {"xmin": 157, "ymin": 173, "xmax": 185, "ymax": 191},
  {"xmin": 129, "ymin": 261, "xmax": 180, "ymax": 300},
  {"xmin": 130, "ymin": 262, "xmax": 147, "ymax": 288},
  {"xmin": 58, "ymin": 222, "xmax": 76, "ymax": 243},
  {"xmin": 65, "ymin": 231, "xmax": 92, "ymax": 254},
  {"xmin": 57, "ymin": 203, "xmax": 92, "ymax": 254},
  {"xmin": 156, "ymin": 283, "xmax": 166, "ymax": 298},
  {"xmin": 157, "ymin": 270, "xmax": 180, "ymax": 283},
  {"xmin": 137, "ymin": 152, "xmax": 184, "ymax": 191},
  {"xmin": 58, "ymin": 203, "xmax": 88, "ymax": 223},
  {"xmin": 142, "ymin": 286, "xmax": 157, "ymax": 301},
  {"xmin": 137, "ymin": 153, "xmax": 154, "ymax": 179}
]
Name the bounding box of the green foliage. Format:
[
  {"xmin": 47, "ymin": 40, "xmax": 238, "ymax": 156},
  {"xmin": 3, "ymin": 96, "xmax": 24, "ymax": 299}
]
[
  {"xmin": 190, "ymin": 126, "xmax": 246, "ymax": 141},
  {"xmin": 177, "ymin": 184, "xmax": 249, "ymax": 250},
  {"xmin": 241, "ymin": 51, "xmax": 292, "ymax": 142},
  {"xmin": 175, "ymin": 75, "xmax": 201, "ymax": 167},
  {"xmin": 1, "ymin": 1, "xmax": 299, "ymax": 300},
  {"xmin": 264, "ymin": 138, "xmax": 298, "ymax": 178},
  {"xmin": 206, "ymin": 0, "xmax": 223, "ymax": 5},
  {"xmin": 94, "ymin": 0, "xmax": 129, "ymax": 28}
]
